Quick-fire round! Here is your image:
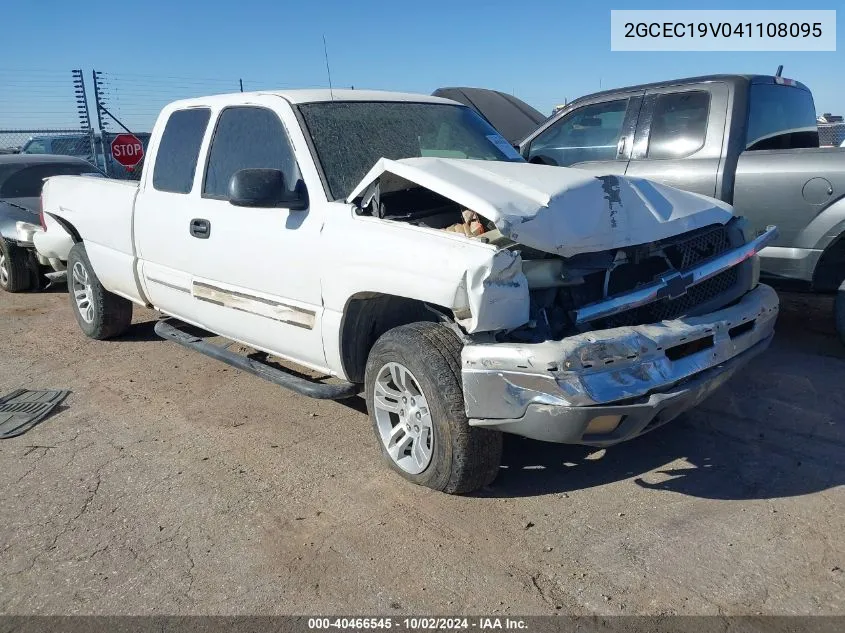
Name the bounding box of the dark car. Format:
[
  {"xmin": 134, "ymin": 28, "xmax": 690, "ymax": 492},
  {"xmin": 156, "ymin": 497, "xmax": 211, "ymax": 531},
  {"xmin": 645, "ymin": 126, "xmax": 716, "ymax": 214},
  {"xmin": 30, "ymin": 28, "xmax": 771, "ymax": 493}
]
[
  {"xmin": 0, "ymin": 154, "xmax": 102, "ymax": 292},
  {"xmin": 432, "ymin": 87, "xmax": 547, "ymax": 145}
]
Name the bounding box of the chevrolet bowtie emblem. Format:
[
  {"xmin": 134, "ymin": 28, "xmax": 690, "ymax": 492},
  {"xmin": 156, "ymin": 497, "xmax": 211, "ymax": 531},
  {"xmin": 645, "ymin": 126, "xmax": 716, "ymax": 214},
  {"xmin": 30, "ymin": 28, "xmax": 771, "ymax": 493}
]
[{"xmin": 660, "ymin": 272, "xmax": 689, "ymax": 300}]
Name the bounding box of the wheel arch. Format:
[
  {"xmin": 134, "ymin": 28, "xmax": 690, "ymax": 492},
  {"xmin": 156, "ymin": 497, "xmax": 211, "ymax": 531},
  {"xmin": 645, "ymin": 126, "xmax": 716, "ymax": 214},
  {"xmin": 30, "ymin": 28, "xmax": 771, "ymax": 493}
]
[
  {"xmin": 48, "ymin": 214, "xmax": 83, "ymax": 243},
  {"xmin": 813, "ymin": 231, "xmax": 845, "ymax": 292},
  {"xmin": 338, "ymin": 292, "xmax": 452, "ymax": 384}
]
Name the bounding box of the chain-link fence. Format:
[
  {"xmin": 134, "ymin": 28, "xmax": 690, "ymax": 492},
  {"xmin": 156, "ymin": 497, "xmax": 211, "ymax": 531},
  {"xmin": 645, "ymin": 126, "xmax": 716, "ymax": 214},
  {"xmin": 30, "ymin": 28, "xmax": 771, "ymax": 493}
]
[
  {"xmin": 0, "ymin": 128, "xmax": 98, "ymax": 163},
  {"xmin": 819, "ymin": 122, "xmax": 845, "ymax": 147},
  {"xmin": 0, "ymin": 68, "xmax": 293, "ymax": 180}
]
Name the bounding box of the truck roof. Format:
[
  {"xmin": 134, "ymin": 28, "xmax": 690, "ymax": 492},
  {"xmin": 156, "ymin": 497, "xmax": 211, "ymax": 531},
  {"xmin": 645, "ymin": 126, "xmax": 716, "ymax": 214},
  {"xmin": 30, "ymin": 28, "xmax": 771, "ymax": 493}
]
[
  {"xmin": 567, "ymin": 74, "xmax": 811, "ymax": 107},
  {"xmin": 167, "ymin": 89, "xmax": 459, "ymax": 109}
]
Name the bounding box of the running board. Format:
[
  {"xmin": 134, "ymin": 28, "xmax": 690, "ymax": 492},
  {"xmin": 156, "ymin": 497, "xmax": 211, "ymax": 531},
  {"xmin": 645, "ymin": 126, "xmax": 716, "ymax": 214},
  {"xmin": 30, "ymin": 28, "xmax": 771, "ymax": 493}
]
[{"xmin": 154, "ymin": 319, "xmax": 360, "ymax": 400}]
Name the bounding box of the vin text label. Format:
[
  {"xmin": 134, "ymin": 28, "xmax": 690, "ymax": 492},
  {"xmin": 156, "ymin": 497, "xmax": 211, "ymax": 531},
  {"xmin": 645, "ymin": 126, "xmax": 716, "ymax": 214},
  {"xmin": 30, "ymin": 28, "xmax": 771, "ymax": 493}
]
[{"xmin": 611, "ymin": 10, "xmax": 836, "ymax": 51}]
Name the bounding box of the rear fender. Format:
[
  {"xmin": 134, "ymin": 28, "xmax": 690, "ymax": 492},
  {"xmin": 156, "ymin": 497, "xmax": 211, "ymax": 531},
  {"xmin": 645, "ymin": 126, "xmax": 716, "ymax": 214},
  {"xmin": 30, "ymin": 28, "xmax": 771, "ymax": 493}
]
[
  {"xmin": 796, "ymin": 194, "xmax": 845, "ymax": 252},
  {"xmin": 33, "ymin": 214, "xmax": 75, "ymax": 261}
]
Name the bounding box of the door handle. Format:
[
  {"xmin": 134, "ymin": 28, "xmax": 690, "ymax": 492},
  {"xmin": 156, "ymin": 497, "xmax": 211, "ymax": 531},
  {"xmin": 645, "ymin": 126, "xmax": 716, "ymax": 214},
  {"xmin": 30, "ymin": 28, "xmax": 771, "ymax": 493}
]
[
  {"xmin": 190, "ymin": 218, "xmax": 211, "ymax": 239},
  {"xmin": 616, "ymin": 136, "xmax": 627, "ymax": 158}
]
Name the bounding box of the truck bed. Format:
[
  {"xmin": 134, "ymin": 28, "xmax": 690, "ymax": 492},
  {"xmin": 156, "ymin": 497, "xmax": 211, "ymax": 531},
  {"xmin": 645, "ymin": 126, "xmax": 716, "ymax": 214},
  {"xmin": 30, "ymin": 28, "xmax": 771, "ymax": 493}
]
[{"xmin": 41, "ymin": 175, "xmax": 143, "ymax": 303}]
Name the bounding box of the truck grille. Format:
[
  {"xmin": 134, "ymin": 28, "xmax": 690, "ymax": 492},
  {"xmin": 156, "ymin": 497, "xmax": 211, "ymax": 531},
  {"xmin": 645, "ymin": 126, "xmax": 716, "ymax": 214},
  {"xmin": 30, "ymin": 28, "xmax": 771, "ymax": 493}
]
[
  {"xmin": 599, "ymin": 224, "xmax": 740, "ymax": 328},
  {"xmin": 668, "ymin": 224, "xmax": 731, "ymax": 269}
]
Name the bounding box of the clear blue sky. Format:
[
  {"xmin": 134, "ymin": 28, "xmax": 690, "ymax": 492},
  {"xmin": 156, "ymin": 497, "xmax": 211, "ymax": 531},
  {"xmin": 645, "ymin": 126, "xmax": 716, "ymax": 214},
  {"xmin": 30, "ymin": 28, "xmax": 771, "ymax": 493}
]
[{"xmin": 2, "ymin": 0, "xmax": 843, "ymax": 131}]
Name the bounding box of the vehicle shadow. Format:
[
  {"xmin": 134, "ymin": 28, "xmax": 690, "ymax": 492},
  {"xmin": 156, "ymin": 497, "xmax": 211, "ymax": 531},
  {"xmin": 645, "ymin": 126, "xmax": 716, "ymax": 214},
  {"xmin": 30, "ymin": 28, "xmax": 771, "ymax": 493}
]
[
  {"xmin": 482, "ymin": 291, "xmax": 845, "ymax": 500},
  {"xmin": 37, "ymin": 283, "xmax": 68, "ymax": 294},
  {"xmin": 118, "ymin": 319, "xmax": 167, "ymax": 343}
]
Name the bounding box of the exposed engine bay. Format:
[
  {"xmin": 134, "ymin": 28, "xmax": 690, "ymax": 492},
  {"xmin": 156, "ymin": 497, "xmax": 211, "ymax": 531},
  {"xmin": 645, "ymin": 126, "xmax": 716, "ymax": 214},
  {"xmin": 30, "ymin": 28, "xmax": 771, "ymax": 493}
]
[{"xmin": 356, "ymin": 182, "xmax": 752, "ymax": 343}]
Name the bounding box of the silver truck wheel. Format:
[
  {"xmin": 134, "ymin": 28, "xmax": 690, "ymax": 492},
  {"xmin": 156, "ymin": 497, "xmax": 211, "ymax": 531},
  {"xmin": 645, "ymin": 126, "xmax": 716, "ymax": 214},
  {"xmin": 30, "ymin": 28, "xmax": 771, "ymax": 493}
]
[
  {"xmin": 66, "ymin": 243, "xmax": 132, "ymax": 340},
  {"xmin": 71, "ymin": 261, "xmax": 95, "ymax": 324},
  {"xmin": 373, "ymin": 361, "xmax": 434, "ymax": 475},
  {"xmin": 365, "ymin": 322, "xmax": 502, "ymax": 494}
]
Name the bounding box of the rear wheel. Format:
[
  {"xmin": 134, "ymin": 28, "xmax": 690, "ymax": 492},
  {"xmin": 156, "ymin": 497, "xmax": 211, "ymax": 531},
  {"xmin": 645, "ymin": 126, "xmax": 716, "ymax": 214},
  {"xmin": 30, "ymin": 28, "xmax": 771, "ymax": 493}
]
[
  {"xmin": 365, "ymin": 322, "xmax": 502, "ymax": 494},
  {"xmin": 0, "ymin": 238, "xmax": 32, "ymax": 293},
  {"xmin": 67, "ymin": 243, "xmax": 132, "ymax": 340},
  {"xmin": 836, "ymin": 280, "xmax": 845, "ymax": 346}
]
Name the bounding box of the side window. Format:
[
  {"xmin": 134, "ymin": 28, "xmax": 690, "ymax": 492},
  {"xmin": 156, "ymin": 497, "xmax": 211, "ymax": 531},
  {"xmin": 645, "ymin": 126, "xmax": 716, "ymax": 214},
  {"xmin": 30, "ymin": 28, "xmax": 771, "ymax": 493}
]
[
  {"xmin": 527, "ymin": 99, "xmax": 628, "ymax": 167},
  {"xmin": 647, "ymin": 91, "xmax": 710, "ymax": 159},
  {"xmin": 203, "ymin": 106, "xmax": 299, "ymax": 199},
  {"xmin": 22, "ymin": 139, "xmax": 48, "ymax": 154},
  {"xmin": 153, "ymin": 108, "xmax": 211, "ymax": 194},
  {"xmin": 52, "ymin": 136, "xmax": 89, "ymax": 156}
]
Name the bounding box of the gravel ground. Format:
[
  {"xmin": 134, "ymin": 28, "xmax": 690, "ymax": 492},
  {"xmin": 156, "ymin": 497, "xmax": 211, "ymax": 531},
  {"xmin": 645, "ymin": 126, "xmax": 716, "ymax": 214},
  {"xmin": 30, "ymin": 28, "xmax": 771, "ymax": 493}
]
[{"xmin": 0, "ymin": 286, "xmax": 843, "ymax": 615}]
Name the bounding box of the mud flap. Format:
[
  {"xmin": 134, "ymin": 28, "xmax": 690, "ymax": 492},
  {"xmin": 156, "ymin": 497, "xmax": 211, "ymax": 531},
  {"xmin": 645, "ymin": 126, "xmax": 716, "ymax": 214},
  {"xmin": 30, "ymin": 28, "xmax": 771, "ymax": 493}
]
[{"xmin": 0, "ymin": 389, "xmax": 70, "ymax": 439}]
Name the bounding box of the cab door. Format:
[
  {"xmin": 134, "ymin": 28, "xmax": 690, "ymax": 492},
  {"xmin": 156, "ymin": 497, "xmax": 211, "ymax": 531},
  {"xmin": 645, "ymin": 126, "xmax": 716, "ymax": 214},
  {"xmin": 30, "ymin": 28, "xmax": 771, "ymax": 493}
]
[
  {"xmin": 625, "ymin": 82, "xmax": 729, "ymax": 198},
  {"xmin": 521, "ymin": 93, "xmax": 643, "ymax": 175},
  {"xmin": 135, "ymin": 100, "xmax": 329, "ymax": 372}
]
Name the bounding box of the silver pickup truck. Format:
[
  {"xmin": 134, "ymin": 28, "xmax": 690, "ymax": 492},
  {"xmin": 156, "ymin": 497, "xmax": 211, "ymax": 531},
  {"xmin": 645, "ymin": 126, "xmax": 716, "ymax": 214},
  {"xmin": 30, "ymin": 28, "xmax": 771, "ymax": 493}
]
[{"xmin": 520, "ymin": 74, "xmax": 845, "ymax": 339}]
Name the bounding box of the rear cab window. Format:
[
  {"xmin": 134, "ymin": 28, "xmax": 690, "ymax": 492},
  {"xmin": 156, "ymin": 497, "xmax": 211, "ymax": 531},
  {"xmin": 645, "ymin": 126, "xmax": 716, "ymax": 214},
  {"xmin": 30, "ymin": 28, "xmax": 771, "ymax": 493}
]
[
  {"xmin": 746, "ymin": 84, "xmax": 819, "ymax": 150},
  {"xmin": 152, "ymin": 108, "xmax": 211, "ymax": 193},
  {"xmin": 647, "ymin": 91, "xmax": 710, "ymax": 158}
]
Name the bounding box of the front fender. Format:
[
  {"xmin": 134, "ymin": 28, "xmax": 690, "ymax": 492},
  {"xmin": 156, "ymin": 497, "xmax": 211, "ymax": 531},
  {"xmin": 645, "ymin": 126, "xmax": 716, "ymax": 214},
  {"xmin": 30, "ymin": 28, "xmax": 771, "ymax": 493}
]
[{"xmin": 322, "ymin": 214, "xmax": 530, "ymax": 334}]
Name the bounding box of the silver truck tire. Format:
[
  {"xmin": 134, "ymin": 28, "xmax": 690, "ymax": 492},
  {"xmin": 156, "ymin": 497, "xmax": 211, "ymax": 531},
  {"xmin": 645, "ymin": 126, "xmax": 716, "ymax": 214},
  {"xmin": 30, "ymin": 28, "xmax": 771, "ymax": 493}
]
[
  {"xmin": 364, "ymin": 322, "xmax": 502, "ymax": 494},
  {"xmin": 67, "ymin": 243, "xmax": 132, "ymax": 340}
]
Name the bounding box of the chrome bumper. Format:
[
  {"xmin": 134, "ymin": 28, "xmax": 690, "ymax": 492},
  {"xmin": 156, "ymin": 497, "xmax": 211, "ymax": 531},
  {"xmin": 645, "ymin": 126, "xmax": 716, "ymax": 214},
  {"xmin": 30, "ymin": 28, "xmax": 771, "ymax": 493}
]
[{"xmin": 462, "ymin": 284, "xmax": 778, "ymax": 445}]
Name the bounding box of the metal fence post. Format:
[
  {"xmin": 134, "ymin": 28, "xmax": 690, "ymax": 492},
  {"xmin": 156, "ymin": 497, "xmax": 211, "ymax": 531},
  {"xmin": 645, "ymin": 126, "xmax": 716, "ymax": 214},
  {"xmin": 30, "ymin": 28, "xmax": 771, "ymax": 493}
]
[
  {"xmin": 72, "ymin": 69, "xmax": 96, "ymax": 167},
  {"xmin": 91, "ymin": 70, "xmax": 109, "ymax": 176}
]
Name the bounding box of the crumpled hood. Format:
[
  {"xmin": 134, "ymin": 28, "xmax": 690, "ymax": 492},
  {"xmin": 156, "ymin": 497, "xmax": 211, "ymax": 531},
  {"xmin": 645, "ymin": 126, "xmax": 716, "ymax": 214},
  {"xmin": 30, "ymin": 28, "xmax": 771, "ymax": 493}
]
[{"xmin": 347, "ymin": 157, "xmax": 735, "ymax": 257}]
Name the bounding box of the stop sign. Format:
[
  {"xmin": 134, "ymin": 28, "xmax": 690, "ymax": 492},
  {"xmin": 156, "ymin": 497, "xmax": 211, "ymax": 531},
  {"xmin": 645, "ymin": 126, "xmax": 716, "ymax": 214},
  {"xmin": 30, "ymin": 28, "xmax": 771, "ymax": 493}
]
[{"xmin": 110, "ymin": 133, "xmax": 144, "ymax": 169}]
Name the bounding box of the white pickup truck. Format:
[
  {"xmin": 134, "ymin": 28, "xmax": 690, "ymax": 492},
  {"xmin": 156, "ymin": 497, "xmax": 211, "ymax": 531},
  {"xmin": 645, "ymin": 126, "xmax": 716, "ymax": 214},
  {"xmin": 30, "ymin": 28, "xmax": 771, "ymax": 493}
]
[{"xmin": 37, "ymin": 89, "xmax": 779, "ymax": 493}]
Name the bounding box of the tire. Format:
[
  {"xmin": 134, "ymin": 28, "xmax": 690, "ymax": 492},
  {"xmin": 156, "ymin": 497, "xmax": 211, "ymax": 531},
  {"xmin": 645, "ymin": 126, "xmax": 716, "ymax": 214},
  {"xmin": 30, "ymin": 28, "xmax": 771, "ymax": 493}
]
[
  {"xmin": 67, "ymin": 243, "xmax": 132, "ymax": 340},
  {"xmin": 836, "ymin": 280, "xmax": 845, "ymax": 346},
  {"xmin": 0, "ymin": 238, "xmax": 32, "ymax": 293},
  {"xmin": 27, "ymin": 252, "xmax": 50, "ymax": 291},
  {"xmin": 365, "ymin": 322, "xmax": 503, "ymax": 494}
]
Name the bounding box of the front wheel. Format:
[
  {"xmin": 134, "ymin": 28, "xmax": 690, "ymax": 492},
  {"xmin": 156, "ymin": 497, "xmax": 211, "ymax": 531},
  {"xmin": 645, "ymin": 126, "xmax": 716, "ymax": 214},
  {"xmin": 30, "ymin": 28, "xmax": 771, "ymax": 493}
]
[
  {"xmin": 365, "ymin": 322, "xmax": 502, "ymax": 494},
  {"xmin": 67, "ymin": 243, "xmax": 132, "ymax": 340}
]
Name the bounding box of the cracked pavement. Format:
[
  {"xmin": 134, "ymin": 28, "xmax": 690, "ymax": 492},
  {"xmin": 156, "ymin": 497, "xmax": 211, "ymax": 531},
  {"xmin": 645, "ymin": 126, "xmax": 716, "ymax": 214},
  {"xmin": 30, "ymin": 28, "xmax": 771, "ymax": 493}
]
[{"xmin": 0, "ymin": 288, "xmax": 843, "ymax": 615}]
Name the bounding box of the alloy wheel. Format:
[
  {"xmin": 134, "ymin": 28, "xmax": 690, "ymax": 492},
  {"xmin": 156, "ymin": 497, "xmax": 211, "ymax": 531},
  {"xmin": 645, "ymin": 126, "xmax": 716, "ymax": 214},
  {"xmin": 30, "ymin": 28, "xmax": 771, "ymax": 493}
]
[
  {"xmin": 372, "ymin": 362, "xmax": 434, "ymax": 474},
  {"xmin": 71, "ymin": 261, "xmax": 95, "ymax": 324}
]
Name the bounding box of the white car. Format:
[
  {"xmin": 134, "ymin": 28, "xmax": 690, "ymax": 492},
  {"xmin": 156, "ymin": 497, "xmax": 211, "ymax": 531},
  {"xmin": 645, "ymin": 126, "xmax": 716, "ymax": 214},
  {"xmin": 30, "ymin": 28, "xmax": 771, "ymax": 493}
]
[{"xmin": 36, "ymin": 89, "xmax": 778, "ymax": 493}]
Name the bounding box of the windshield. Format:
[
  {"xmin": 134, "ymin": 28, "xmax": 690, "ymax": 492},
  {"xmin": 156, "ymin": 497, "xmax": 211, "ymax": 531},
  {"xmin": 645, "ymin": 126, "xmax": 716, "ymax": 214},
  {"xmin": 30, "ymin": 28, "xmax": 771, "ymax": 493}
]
[
  {"xmin": 297, "ymin": 101, "xmax": 524, "ymax": 200},
  {"xmin": 0, "ymin": 162, "xmax": 101, "ymax": 198}
]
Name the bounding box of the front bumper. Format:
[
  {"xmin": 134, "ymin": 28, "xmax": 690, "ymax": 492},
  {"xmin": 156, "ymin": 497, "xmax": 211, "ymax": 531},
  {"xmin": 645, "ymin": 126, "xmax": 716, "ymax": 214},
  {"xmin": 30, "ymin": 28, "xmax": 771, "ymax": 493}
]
[{"xmin": 462, "ymin": 284, "xmax": 778, "ymax": 445}]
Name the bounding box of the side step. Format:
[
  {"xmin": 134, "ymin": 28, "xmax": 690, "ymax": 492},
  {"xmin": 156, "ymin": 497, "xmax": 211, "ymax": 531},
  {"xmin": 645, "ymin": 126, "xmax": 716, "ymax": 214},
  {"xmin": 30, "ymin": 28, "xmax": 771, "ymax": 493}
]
[{"xmin": 154, "ymin": 319, "xmax": 360, "ymax": 400}]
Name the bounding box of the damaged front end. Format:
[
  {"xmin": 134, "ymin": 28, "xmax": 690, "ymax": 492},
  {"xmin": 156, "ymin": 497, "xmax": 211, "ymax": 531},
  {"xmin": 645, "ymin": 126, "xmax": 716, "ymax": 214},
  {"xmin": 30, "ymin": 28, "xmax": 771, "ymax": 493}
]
[
  {"xmin": 349, "ymin": 157, "xmax": 779, "ymax": 444},
  {"xmin": 462, "ymin": 284, "xmax": 777, "ymax": 445}
]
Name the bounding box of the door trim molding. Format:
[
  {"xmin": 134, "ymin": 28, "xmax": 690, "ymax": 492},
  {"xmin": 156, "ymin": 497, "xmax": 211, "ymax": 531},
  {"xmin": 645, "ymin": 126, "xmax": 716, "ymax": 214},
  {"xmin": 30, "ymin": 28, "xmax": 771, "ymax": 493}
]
[{"xmin": 192, "ymin": 281, "xmax": 316, "ymax": 330}]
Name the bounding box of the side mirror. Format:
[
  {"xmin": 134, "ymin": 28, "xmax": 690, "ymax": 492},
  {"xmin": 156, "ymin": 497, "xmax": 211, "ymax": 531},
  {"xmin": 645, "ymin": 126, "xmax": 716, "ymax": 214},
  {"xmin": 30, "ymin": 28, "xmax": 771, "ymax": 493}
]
[{"xmin": 228, "ymin": 168, "xmax": 308, "ymax": 210}]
